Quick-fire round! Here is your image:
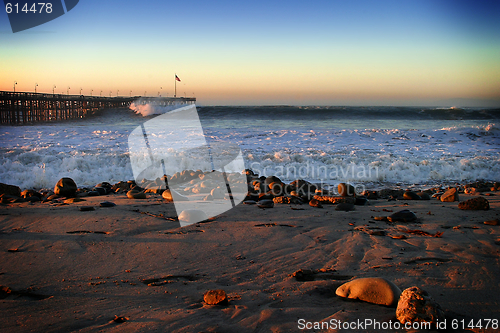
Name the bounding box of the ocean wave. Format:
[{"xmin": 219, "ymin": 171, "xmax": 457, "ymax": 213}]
[
  {"xmin": 244, "ymin": 154, "xmax": 499, "ymax": 185},
  {"xmin": 198, "ymin": 106, "xmax": 500, "ymax": 121},
  {"xmin": 1, "ymin": 109, "xmax": 498, "ymax": 190},
  {"xmin": 129, "ymin": 98, "xmax": 188, "ymax": 116}
]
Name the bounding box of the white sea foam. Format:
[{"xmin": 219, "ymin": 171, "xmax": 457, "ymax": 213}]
[
  {"xmin": 0, "ymin": 109, "xmax": 498, "ymax": 190},
  {"xmin": 207, "ymin": 124, "xmax": 500, "ymax": 186},
  {"xmin": 129, "ymin": 98, "xmax": 187, "ymax": 117}
]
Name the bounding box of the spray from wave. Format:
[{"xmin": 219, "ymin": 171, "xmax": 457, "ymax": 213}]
[{"xmin": 129, "ymin": 98, "xmax": 187, "ymax": 116}]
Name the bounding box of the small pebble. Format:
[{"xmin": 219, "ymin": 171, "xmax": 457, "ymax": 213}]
[
  {"xmin": 64, "ymin": 197, "xmax": 85, "ymax": 204},
  {"xmin": 484, "ymin": 219, "xmax": 499, "ymax": 226},
  {"xmin": 388, "ymin": 209, "xmax": 417, "ymax": 222},
  {"xmin": 127, "ymin": 190, "xmax": 147, "ymax": 199},
  {"xmin": 257, "ymin": 200, "xmax": 274, "ymax": 208},
  {"xmin": 112, "ymin": 315, "xmax": 129, "ymax": 323},
  {"xmin": 309, "ymin": 199, "xmax": 323, "ymax": 208},
  {"xmin": 335, "ymin": 203, "xmax": 355, "ymax": 211},
  {"xmin": 243, "ymin": 200, "xmax": 257, "ymax": 205}
]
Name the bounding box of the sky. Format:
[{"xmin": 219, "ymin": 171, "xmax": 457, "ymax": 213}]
[{"xmin": 1, "ymin": 0, "xmax": 499, "ymax": 106}]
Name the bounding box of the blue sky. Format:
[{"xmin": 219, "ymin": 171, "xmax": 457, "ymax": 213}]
[{"xmin": 1, "ymin": 0, "xmax": 499, "ymax": 105}]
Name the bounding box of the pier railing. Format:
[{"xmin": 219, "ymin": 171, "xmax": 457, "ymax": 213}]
[{"xmin": 0, "ymin": 91, "xmax": 196, "ymax": 125}]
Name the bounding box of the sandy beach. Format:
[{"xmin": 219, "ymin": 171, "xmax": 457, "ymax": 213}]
[
  {"xmin": 2, "ymin": 0, "xmax": 500, "ymax": 331},
  {"xmin": 1, "ymin": 181, "xmax": 499, "ymax": 333}
]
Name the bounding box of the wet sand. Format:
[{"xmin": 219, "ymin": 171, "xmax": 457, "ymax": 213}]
[{"xmin": 1, "ymin": 191, "xmax": 499, "ymax": 332}]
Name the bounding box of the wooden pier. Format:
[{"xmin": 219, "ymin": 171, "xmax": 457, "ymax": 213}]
[{"xmin": 0, "ymin": 91, "xmax": 196, "ymax": 125}]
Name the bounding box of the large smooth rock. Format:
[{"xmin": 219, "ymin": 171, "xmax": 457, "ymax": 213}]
[
  {"xmin": 396, "ymin": 286, "xmax": 444, "ymax": 326},
  {"xmin": 178, "ymin": 210, "xmax": 208, "ymax": 224},
  {"xmin": 440, "ymin": 187, "xmax": 459, "ymax": 202},
  {"xmin": 54, "ymin": 178, "xmax": 77, "ymax": 197},
  {"xmin": 458, "ymin": 197, "xmax": 489, "ymax": 210},
  {"xmin": 336, "ymin": 277, "xmax": 401, "ymax": 307}
]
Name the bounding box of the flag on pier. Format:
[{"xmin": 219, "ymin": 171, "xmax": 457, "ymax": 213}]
[{"xmin": 175, "ymin": 75, "xmax": 181, "ymax": 82}]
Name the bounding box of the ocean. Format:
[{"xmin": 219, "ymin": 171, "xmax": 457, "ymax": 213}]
[{"xmin": 1, "ymin": 104, "xmax": 499, "ymax": 190}]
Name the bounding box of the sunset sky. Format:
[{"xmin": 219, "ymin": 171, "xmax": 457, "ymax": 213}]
[{"xmin": 1, "ymin": 0, "xmax": 499, "ymax": 106}]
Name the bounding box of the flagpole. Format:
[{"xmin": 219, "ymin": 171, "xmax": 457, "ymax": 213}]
[{"xmin": 174, "ymin": 73, "xmax": 177, "ymax": 98}]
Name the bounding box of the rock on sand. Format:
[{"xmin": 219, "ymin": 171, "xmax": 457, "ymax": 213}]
[
  {"xmin": 257, "ymin": 200, "xmax": 274, "ymax": 208},
  {"xmin": 54, "ymin": 178, "xmax": 77, "ymax": 197},
  {"xmin": 388, "ymin": 209, "xmax": 417, "ymax": 222},
  {"xmin": 178, "ymin": 210, "xmax": 208, "ymax": 224},
  {"xmin": 309, "ymin": 199, "xmax": 323, "ymax": 208},
  {"xmin": 0, "ymin": 183, "xmax": 21, "ymax": 198},
  {"xmin": 458, "ymin": 197, "xmax": 490, "ymax": 210},
  {"xmin": 336, "ymin": 277, "xmax": 401, "ymax": 307},
  {"xmin": 403, "ymin": 191, "xmax": 421, "ymax": 200},
  {"xmin": 162, "ymin": 189, "xmax": 189, "ymax": 202},
  {"xmin": 396, "ymin": 286, "xmax": 444, "ymax": 326},
  {"xmin": 203, "ymin": 289, "xmax": 228, "ymax": 305},
  {"xmin": 440, "ymin": 188, "xmax": 459, "ymax": 202},
  {"xmin": 335, "ymin": 203, "xmax": 355, "ymax": 211},
  {"xmin": 127, "ymin": 190, "xmax": 146, "ymax": 199}
]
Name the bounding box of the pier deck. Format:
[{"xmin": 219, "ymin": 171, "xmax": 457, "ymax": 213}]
[{"xmin": 0, "ymin": 91, "xmax": 195, "ymax": 125}]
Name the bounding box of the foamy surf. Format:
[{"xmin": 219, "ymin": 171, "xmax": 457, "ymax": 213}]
[
  {"xmin": 0, "ymin": 106, "xmax": 498, "ymax": 190},
  {"xmin": 129, "ymin": 98, "xmax": 188, "ymax": 116}
]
